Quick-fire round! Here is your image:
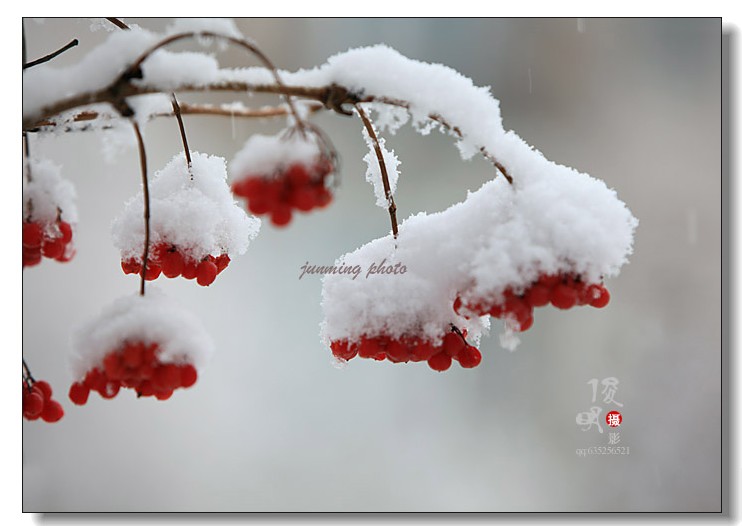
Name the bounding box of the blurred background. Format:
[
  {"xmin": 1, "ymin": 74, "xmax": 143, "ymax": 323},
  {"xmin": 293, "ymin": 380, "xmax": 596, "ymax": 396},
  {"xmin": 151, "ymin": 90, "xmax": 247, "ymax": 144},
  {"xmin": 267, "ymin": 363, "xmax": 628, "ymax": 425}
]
[{"xmin": 22, "ymin": 18, "xmax": 721, "ymax": 512}]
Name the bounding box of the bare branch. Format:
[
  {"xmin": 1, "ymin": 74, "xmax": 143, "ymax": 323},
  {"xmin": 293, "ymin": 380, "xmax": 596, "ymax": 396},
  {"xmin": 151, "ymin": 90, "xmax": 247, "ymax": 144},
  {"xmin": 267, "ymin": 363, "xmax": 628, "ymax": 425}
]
[
  {"xmin": 23, "ymin": 39, "xmax": 79, "ymax": 69},
  {"xmin": 355, "ymin": 103, "xmax": 398, "ymax": 239}
]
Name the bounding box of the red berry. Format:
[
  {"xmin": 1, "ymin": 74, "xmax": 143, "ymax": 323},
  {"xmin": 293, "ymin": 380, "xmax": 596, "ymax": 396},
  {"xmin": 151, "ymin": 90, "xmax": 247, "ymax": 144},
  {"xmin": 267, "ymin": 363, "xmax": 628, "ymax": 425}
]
[
  {"xmin": 69, "ymin": 382, "xmax": 90, "ymax": 405},
  {"xmin": 525, "ymin": 284, "xmax": 551, "ymax": 307},
  {"xmin": 550, "ymin": 284, "xmax": 578, "ymax": 310},
  {"xmin": 539, "ymin": 274, "xmax": 561, "ymax": 288},
  {"xmin": 442, "ymin": 332, "xmax": 465, "ymax": 359},
  {"xmin": 385, "ymin": 340, "xmax": 409, "ymax": 363},
  {"xmin": 196, "ymin": 260, "xmax": 218, "ymax": 286},
  {"xmin": 123, "ymin": 343, "xmax": 144, "ymax": 369},
  {"xmin": 215, "ymin": 254, "xmax": 231, "ymax": 274},
  {"xmin": 154, "ymin": 364, "xmax": 181, "ymax": 390},
  {"xmin": 104, "ymin": 352, "xmax": 125, "ymax": 380},
  {"xmin": 42, "ymin": 238, "xmax": 64, "ymax": 259},
  {"xmin": 331, "ymin": 340, "xmax": 357, "ymax": 361},
  {"xmin": 58, "ymin": 221, "xmax": 73, "ymax": 244},
  {"xmin": 314, "ymin": 188, "xmax": 332, "ymax": 208},
  {"xmin": 23, "ymin": 222, "xmax": 43, "ymax": 248},
  {"xmin": 270, "ymin": 205, "xmax": 292, "ymax": 227},
  {"xmin": 137, "ymin": 380, "xmax": 155, "ymax": 397},
  {"xmin": 244, "ymin": 178, "xmax": 268, "ymax": 199},
  {"xmin": 408, "ymin": 340, "xmax": 435, "ymax": 362},
  {"xmin": 122, "ymin": 259, "xmax": 141, "ymax": 275},
  {"xmin": 99, "ymin": 380, "xmax": 121, "ymax": 399},
  {"xmin": 161, "ymin": 250, "xmax": 185, "ymax": 278},
  {"xmin": 41, "ymin": 400, "xmax": 64, "ymax": 423},
  {"xmin": 453, "ymin": 297, "xmax": 463, "ymax": 314},
  {"xmin": 181, "ymin": 260, "xmax": 198, "ymax": 280},
  {"xmin": 23, "ymin": 391, "xmax": 44, "ymax": 418},
  {"xmin": 23, "ymin": 247, "xmax": 42, "ymax": 267},
  {"xmin": 428, "ymin": 352, "xmax": 452, "ymax": 372},
  {"xmin": 286, "ymin": 165, "xmax": 310, "ymax": 187},
  {"xmin": 358, "ymin": 337, "xmax": 382, "ymax": 359},
  {"xmin": 180, "ymin": 364, "xmax": 198, "ymax": 388},
  {"xmin": 290, "ymin": 188, "xmax": 316, "ymax": 212},
  {"xmin": 155, "ymin": 390, "xmax": 173, "ymax": 401},
  {"xmin": 248, "ymin": 198, "xmax": 272, "ymax": 215},
  {"xmin": 34, "ymin": 380, "xmax": 53, "ymax": 400},
  {"xmin": 589, "ymin": 285, "xmax": 611, "ymax": 308},
  {"xmin": 458, "ymin": 345, "xmax": 482, "ymax": 369},
  {"xmin": 142, "ymin": 262, "xmax": 162, "ymax": 281}
]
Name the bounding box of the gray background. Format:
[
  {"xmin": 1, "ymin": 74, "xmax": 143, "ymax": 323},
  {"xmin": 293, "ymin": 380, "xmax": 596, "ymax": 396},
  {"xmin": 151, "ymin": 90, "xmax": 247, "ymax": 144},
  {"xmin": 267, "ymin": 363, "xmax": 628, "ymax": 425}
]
[{"xmin": 22, "ymin": 18, "xmax": 721, "ymax": 511}]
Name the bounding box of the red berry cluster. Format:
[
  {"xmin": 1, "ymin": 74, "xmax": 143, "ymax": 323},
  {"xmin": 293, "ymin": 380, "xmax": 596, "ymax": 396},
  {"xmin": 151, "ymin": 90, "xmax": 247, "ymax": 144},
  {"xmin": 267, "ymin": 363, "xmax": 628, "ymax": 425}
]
[
  {"xmin": 22, "ymin": 220, "xmax": 75, "ymax": 268},
  {"xmin": 121, "ymin": 242, "xmax": 230, "ymax": 287},
  {"xmin": 23, "ymin": 380, "xmax": 64, "ymax": 423},
  {"xmin": 454, "ymin": 273, "xmax": 611, "ymax": 332},
  {"xmin": 232, "ymin": 158, "xmax": 334, "ymax": 227},
  {"xmin": 69, "ymin": 341, "xmax": 198, "ymax": 404},
  {"xmin": 330, "ymin": 329, "xmax": 482, "ymax": 372}
]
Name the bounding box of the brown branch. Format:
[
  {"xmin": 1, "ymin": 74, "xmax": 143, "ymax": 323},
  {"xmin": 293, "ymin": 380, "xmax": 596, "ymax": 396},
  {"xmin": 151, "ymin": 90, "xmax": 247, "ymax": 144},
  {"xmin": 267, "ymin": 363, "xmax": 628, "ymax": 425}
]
[
  {"xmin": 22, "ymin": 358, "xmax": 35, "ymax": 389},
  {"xmin": 23, "ymin": 39, "xmax": 79, "ymax": 69},
  {"xmin": 26, "ymin": 102, "xmax": 325, "ymax": 132},
  {"xmin": 131, "ymin": 120, "xmax": 150, "ymax": 296},
  {"xmin": 171, "ymin": 94, "xmax": 192, "ymax": 179},
  {"xmin": 106, "ymin": 18, "xmax": 130, "ymax": 30},
  {"xmin": 355, "ymin": 103, "xmax": 398, "ymax": 239}
]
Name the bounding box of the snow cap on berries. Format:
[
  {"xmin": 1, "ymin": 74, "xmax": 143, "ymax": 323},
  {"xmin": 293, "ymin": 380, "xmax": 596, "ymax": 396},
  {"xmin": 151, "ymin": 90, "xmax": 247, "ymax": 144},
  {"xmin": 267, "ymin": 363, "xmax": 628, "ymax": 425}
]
[
  {"xmin": 71, "ymin": 288, "xmax": 214, "ymax": 380},
  {"xmin": 23, "ymin": 158, "xmax": 77, "ymax": 224},
  {"xmin": 229, "ymin": 132, "xmax": 325, "ymax": 179},
  {"xmin": 112, "ymin": 151, "xmax": 261, "ymax": 262}
]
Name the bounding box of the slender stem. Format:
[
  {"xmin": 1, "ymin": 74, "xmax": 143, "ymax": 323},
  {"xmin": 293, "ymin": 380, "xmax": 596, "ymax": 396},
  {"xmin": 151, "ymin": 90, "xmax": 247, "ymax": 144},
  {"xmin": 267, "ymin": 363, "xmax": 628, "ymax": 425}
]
[
  {"xmin": 22, "ymin": 358, "xmax": 35, "ymax": 389},
  {"xmin": 23, "ymin": 39, "xmax": 79, "ymax": 69},
  {"xmin": 170, "ymin": 94, "xmax": 193, "ymax": 179},
  {"xmin": 105, "ymin": 17, "xmax": 130, "ymax": 30},
  {"xmin": 355, "ymin": 103, "xmax": 398, "ymax": 239},
  {"xmin": 26, "ymin": 102, "xmax": 325, "ymax": 132},
  {"xmin": 22, "ymin": 132, "xmax": 32, "ymax": 182},
  {"xmin": 131, "ymin": 120, "xmax": 150, "ymax": 296}
]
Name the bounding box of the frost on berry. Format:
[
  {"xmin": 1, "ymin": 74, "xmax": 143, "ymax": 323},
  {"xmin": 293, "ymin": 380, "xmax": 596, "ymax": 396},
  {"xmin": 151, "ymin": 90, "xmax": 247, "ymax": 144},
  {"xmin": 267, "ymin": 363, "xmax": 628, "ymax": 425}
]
[
  {"xmin": 71, "ymin": 289, "xmax": 213, "ymax": 402},
  {"xmin": 23, "ymin": 158, "xmax": 77, "ymax": 268},
  {"xmin": 229, "ymin": 132, "xmax": 336, "ymax": 227},
  {"xmin": 112, "ymin": 151, "xmax": 260, "ymax": 285}
]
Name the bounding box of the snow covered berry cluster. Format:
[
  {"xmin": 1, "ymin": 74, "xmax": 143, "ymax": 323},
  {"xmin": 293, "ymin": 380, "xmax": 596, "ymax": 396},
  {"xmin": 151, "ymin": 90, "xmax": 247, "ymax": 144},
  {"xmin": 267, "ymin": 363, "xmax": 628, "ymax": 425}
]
[
  {"xmin": 69, "ymin": 341, "xmax": 199, "ymax": 403},
  {"xmin": 331, "ymin": 329, "xmax": 482, "ymax": 372},
  {"xmin": 70, "ymin": 291, "xmax": 214, "ymax": 405},
  {"xmin": 455, "ymin": 274, "xmax": 611, "ymax": 333},
  {"xmin": 23, "ymin": 158, "xmax": 77, "ymax": 268},
  {"xmin": 23, "ymin": 380, "xmax": 64, "ymax": 423},
  {"xmin": 230, "ymin": 132, "xmax": 335, "ymax": 227},
  {"xmin": 112, "ymin": 151, "xmax": 260, "ymax": 286}
]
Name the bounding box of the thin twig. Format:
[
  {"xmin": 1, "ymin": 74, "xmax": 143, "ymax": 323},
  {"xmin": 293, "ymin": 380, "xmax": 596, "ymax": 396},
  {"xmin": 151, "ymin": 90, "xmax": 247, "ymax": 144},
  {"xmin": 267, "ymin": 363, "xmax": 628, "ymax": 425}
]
[
  {"xmin": 355, "ymin": 103, "xmax": 398, "ymax": 239},
  {"xmin": 131, "ymin": 120, "xmax": 150, "ymax": 296},
  {"xmin": 26, "ymin": 102, "xmax": 325, "ymax": 132},
  {"xmin": 22, "ymin": 358, "xmax": 35, "ymax": 389},
  {"xmin": 106, "ymin": 17, "xmax": 130, "ymax": 30},
  {"xmin": 23, "ymin": 39, "xmax": 79, "ymax": 69},
  {"xmin": 170, "ymin": 94, "xmax": 193, "ymax": 179}
]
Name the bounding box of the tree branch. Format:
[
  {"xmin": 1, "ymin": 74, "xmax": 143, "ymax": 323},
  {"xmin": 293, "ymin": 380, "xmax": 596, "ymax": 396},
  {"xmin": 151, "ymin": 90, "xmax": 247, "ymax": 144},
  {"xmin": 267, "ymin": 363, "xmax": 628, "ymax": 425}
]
[
  {"xmin": 355, "ymin": 103, "xmax": 398, "ymax": 239},
  {"xmin": 23, "ymin": 39, "xmax": 79, "ymax": 69}
]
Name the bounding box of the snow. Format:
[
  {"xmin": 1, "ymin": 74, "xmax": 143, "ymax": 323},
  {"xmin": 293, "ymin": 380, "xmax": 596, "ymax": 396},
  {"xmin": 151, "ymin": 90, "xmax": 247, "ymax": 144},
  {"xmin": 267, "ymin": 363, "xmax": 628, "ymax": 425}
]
[
  {"xmin": 229, "ymin": 132, "xmax": 323, "ymax": 178},
  {"xmin": 23, "ymin": 157, "xmax": 77, "ymax": 224},
  {"xmin": 320, "ymin": 174, "xmax": 637, "ymax": 350},
  {"xmin": 112, "ymin": 151, "xmax": 261, "ymax": 262},
  {"xmin": 71, "ymin": 288, "xmax": 214, "ymax": 379},
  {"xmin": 360, "ymin": 114, "xmax": 401, "ymax": 208}
]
